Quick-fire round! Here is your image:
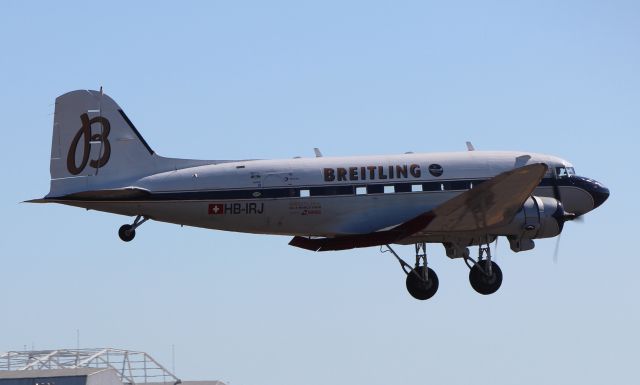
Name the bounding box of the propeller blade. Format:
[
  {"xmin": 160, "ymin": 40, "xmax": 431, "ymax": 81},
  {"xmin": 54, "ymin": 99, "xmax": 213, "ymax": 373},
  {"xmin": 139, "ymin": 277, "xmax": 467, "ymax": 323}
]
[
  {"xmin": 553, "ymin": 213, "xmax": 582, "ymax": 264},
  {"xmin": 551, "ymin": 171, "xmax": 563, "ymax": 204},
  {"xmin": 553, "ymin": 233, "xmax": 562, "ymax": 264}
]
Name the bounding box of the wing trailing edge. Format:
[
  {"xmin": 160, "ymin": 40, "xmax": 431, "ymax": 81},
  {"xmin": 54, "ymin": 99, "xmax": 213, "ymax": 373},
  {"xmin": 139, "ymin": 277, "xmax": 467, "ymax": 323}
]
[
  {"xmin": 289, "ymin": 211, "xmax": 436, "ymax": 251},
  {"xmin": 290, "ymin": 163, "xmax": 548, "ymax": 251}
]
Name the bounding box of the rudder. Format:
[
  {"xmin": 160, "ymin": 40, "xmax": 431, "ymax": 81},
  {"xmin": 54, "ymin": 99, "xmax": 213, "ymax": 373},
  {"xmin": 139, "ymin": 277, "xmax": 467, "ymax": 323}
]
[{"xmin": 49, "ymin": 89, "xmax": 156, "ymax": 197}]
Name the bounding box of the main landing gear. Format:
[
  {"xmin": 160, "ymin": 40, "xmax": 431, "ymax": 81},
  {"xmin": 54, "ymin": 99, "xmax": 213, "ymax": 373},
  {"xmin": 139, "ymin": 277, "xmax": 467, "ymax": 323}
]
[
  {"xmin": 384, "ymin": 242, "xmax": 439, "ymax": 300},
  {"xmin": 118, "ymin": 215, "xmax": 149, "ymax": 242},
  {"xmin": 384, "ymin": 240, "xmax": 503, "ymax": 300},
  {"xmin": 465, "ymin": 243, "xmax": 503, "ymax": 295}
]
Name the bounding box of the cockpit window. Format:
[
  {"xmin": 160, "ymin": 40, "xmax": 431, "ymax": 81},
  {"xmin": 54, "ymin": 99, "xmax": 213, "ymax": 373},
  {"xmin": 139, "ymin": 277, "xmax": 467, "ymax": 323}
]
[{"xmin": 555, "ymin": 166, "xmax": 575, "ymax": 179}]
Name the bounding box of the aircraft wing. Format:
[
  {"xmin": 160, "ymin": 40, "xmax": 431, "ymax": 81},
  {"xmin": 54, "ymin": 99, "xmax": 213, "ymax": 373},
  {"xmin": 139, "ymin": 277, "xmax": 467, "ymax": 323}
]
[{"xmin": 289, "ymin": 163, "xmax": 548, "ymax": 251}]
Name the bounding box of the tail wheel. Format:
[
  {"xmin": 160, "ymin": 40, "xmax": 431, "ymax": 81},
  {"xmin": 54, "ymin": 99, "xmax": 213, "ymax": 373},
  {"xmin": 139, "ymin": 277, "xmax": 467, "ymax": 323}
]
[
  {"xmin": 118, "ymin": 224, "xmax": 136, "ymax": 242},
  {"xmin": 469, "ymin": 260, "xmax": 502, "ymax": 295},
  {"xmin": 406, "ymin": 266, "xmax": 439, "ymax": 300}
]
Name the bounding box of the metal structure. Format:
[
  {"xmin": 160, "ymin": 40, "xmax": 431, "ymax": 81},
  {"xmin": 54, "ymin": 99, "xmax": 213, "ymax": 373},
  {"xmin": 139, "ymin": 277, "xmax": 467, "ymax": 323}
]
[{"xmin": 0, "ymin": 349, "xmax": 181, "ymax": 385}]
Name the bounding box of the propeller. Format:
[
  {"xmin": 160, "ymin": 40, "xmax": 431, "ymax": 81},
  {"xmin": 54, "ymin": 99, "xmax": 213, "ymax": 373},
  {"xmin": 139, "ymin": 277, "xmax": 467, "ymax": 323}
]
[
  {"xmin": 553, "ymin": 233, "xmax": 562, "ymax": 264},
  {"xmin": 553, "ymin": 213, "xmax": 584, "ymax": 263},
  {"xmin": 549, "ymin": 168, "xmax": 585, "ymax": 225},
  {"xmin": 551, "ymin": 168, "xmax": 566, "ymax": 264},
  {"xmin": 549, "ymin": 167, "xmax": 585, "ymax": 262},
  {"xmin": 551, "ymin": 168, "xmax": 563, "ymax": 204}
]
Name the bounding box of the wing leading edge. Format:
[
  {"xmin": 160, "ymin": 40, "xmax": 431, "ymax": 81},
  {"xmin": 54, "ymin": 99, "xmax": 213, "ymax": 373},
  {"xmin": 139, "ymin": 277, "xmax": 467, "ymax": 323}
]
[{"xmin": 289, "ymin": 163, "xmax": 548, "ymax": 251}]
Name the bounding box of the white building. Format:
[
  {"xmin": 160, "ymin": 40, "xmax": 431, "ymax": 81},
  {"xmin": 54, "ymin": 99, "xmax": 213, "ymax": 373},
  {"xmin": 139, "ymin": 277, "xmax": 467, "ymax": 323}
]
[{"xmin": 0, "ymin": 349, "xmax": 225, "ymax": 385}]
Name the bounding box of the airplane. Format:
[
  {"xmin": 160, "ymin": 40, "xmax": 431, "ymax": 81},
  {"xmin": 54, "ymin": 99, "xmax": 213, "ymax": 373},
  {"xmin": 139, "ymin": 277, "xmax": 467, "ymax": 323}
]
[{"xmin": 28, "ymin": 89, "xmax": 610, "ymax": 300}]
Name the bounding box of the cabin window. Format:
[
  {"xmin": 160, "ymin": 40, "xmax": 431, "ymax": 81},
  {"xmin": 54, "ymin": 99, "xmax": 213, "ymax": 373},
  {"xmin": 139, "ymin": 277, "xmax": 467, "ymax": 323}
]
[
  {"xmin": 356, "ymin": 186, "xmax": 367, "ymax": 195},
  {"xmin": 394, "ymin": 184, "xmax": 411, "ymax": 193},
  {"xmin": 411, "ymin": 184, "xmax": 423, "ymax": 192},
  {"xmin": 299, "ymin": 189, "xmax": 310, "ymax": 197},
  {"xmin": 556, "ymin": 166, "xmax": 575, "ymax": 179},
  {"xmin": 384, "ymin": 185, "xmax": 395, "ymax": 194},
  {"xmin": 367, "ymin": 185, "xmax": 384, "ymax": 194},
  {"xmin": 556, "ymin": 167, "xmax": 568, "ymax": 178},
  {"xmin": 422, "ymin": 182, "xmax": 441, "ymax": 192},
  {"xmin": 450, "ymin": 181, "xmax": 469, "ymax": 190}
]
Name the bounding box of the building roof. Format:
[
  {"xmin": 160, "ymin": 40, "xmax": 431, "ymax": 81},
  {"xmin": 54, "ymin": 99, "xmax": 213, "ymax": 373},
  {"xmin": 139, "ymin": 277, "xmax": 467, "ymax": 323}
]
[
  {"xmin": 0, "ymin": 349, "xmax": 180, "ymax": 385},
  {"xmin": 0, "ymin": 368, "xmax": 110, "ymax": 379}
]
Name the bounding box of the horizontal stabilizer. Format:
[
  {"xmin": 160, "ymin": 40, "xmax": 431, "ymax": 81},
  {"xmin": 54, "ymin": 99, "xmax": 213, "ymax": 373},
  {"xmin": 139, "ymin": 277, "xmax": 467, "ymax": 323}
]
[{"xmin": 27, "ymin": 188, "xmax": 150, "ymax": 202}]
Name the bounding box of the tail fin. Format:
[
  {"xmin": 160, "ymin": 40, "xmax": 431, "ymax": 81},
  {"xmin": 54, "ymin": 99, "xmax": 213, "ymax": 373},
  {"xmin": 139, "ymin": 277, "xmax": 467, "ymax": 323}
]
[{"xmin": 48, "ymin": 90, "xmax": 157, "ymax": 197}]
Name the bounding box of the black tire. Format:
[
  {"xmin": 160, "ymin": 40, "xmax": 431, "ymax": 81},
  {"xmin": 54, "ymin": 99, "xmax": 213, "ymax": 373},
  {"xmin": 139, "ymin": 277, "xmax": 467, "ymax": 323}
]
[
  {"xmin": 469, "ymin": 260, "xmax": 503, "ymax": 295},
  {"xmin": 405, "ymin": 266, "xmax": 439, "ymax": 300},
  {"xmin": 118, "ymin": 224, "xmax": 136, "ymax": 242}
]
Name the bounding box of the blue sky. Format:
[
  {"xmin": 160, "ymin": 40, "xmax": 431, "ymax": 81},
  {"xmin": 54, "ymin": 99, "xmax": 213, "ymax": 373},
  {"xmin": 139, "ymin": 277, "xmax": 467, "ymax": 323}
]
[{"xmin": 0, "ymin": 1, "xmax": 638, "ymax": 384}]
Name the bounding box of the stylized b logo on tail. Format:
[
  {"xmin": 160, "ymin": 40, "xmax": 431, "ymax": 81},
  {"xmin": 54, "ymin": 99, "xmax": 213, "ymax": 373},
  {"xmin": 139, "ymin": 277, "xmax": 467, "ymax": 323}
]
[{"xmin": 66, "ymin": 113, "xmax": 112, "ymax": 175}]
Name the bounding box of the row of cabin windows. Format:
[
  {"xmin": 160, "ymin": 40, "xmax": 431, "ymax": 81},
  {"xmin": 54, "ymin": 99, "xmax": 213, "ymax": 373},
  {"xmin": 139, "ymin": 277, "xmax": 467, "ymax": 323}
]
[{"xmin": 298, "ymin": 180, "xmax": 479, "ymax": 198}]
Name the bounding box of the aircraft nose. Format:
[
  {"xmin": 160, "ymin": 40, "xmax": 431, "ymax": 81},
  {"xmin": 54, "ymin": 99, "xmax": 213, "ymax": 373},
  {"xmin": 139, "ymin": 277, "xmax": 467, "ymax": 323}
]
[
  {"xmin": 565, "ymin": 176, "xmax": 609, "ymax": 215},
  {"xmin": 584, "ymin": 178, "xmax": 610, "ymax": 209},
  {"xmin": 591, "ymin": 183, "xmax": 609, "ymax": 209}
]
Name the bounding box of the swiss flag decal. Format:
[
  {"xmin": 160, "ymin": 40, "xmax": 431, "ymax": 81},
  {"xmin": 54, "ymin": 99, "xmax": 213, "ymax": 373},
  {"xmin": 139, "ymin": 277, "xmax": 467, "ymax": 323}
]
[{"xmin": 208, "ymin": 203, "xmax": 224, "ymax": 215}]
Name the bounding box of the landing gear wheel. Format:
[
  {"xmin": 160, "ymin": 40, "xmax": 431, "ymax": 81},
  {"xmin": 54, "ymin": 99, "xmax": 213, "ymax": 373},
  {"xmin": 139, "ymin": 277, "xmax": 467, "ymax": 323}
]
[
  {"xmin": 406, "ymin": 266, "xmax": 439, "ymax": 300},
  {"xmin": 469, "ymin": 260, "xmax": 502, "ymax": 295},
  {"xmin": 118, "ymin": 224, "xmax": 136, "ymax": 242}
]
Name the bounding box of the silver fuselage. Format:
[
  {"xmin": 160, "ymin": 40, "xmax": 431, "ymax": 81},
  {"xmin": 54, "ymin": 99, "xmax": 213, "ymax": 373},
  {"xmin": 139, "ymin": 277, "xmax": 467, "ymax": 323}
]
[{"xmin": 55, "ymin": 151, "xmax": 606, "ymax": 243}]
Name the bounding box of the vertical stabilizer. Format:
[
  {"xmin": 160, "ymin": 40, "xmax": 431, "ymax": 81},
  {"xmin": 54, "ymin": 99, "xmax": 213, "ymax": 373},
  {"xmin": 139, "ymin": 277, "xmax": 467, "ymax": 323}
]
[{"xmin": 48, "ymin": 90, "xmax": 156, "ymax": 197}]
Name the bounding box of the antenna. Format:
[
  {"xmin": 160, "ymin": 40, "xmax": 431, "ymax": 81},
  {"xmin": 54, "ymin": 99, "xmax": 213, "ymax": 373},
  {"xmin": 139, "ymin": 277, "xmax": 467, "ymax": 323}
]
[
  {"xmin": 95, "ymin": 86, "xmax": 104, "ymax": 176},
  {"xmin": 313, "ymin": 148, "xmax": 323, "ymax": 157},
  {"xmin": 466, "ymin": 141, "xmax": 475, "ymax": 151},
  {"xmin": 172, "ymin": 344, "xmax": 175, "ymax": 373}
]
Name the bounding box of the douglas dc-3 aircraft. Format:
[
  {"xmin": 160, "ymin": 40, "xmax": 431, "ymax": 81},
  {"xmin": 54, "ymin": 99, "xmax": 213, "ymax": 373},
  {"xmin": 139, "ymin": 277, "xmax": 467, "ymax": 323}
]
[{"xmin": 30, "ymin": 90, "xmax": 610, "ymax": 300}]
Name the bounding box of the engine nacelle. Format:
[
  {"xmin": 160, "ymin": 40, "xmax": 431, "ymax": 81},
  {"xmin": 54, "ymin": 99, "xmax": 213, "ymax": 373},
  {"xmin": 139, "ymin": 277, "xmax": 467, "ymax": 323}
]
[{"xmin": 499, "ymin": 196, "xmax": 565, "ymax": 252}]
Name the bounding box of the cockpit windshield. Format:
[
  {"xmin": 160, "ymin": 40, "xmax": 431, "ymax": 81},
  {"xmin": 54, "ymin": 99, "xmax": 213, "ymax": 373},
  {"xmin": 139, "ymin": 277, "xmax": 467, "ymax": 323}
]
[{"xmin": 555, "ymin": 166, "xmax": 576, "ymax": 179}]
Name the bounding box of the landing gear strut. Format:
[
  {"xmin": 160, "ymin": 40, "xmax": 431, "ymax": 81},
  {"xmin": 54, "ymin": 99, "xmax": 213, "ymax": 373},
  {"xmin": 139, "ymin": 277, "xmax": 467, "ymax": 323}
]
[
  {"xmin": 384, "ymin": 243, "xmax": 439, "ymax": 300},
  {"xmin": 465, "ymin": 242, "xmax": 503, "ymax": 295},
  {"xmin": 118, "ymin": 215, "xmax": 148, "ymax": 242}
]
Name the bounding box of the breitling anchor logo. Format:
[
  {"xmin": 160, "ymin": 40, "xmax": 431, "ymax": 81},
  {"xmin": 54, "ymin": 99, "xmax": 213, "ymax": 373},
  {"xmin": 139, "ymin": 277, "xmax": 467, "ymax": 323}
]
[{"xmin": 66, "ymin": 113, "xmax": 112, "ymax": 175}]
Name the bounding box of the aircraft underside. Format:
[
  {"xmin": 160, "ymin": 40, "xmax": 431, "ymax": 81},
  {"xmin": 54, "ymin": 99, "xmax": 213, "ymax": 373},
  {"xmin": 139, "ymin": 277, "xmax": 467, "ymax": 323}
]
[
  {"xmin": 57, "ymin": 186, "xmax": 565, "ymax": 239},
  {"xmin": 33, "ymin": 89, "xmax": 611, "ymax": 301},
  {"xmin": 51, "ymin": 175, "xmax": 606, "ymax": 301}
]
